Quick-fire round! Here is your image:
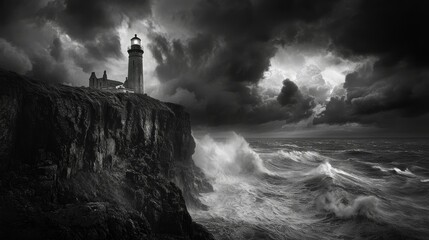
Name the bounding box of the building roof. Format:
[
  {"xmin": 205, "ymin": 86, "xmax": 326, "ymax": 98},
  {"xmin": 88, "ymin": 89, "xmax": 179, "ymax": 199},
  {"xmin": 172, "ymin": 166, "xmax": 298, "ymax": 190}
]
[{"xmin": 131, "ymin": 34, "xmax": 140, "ymax": 40}]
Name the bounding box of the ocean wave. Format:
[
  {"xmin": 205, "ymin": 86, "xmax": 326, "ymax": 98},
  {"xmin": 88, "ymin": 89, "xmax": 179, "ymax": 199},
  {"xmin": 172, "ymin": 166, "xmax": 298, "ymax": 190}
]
[
  {"xmin": 305, "ymin": 161, "xmax": 336, "ymax": 178},
  {"xmin": 393, "ymin": 168, "xmax": 416, "ymax": 177},
  {"xmin": 193, "ymin": 132, "xmax": 273, "ymax": 179},
  {"xmin": 280, "ymin": 143, "xmax": 300, "ymax": 148},
  {"xmin": 341, "ymin": 149, "xmax": 374, "ymax": 155},
  {"xmin": 277, "ymin": 150, "xmax": 325, "ymax": 164},
  {"xmin": 372, "ymin": 165, "xmax": 417, "ymax": 177},
  {"xmin": 316, "ymin": 191, "xmax": 379, "ymax": 219},
  {"xmin": 304, "ymin": 162, "xmax": 369, "ymax": 185},
  {"xmin": 191, "ymin": 138, "xmax": 429, "ymax": 240}
]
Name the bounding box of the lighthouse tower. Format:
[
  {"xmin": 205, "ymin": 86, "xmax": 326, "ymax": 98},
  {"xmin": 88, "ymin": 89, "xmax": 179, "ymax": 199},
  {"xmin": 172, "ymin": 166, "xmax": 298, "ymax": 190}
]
[{"xmin": 125, "ymin": 34, "xmax": 144, "ymax": 94}]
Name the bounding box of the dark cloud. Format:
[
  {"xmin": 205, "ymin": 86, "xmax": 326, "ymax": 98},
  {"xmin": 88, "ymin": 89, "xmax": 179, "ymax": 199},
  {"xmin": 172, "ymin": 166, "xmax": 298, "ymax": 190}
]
[
  {"xmin": 0, "ymin": 1, "xmax": 52, "ymax": 54},
  {"xmin": 149, "ymin": 0, "xmax": 340, "ymax": 125},
  {"xmin": 0, "ymin": 6, "xmax": 69, "ymax": 84},
  {"xmin": 0, "ymin": 0, "xmax": 44, "ymax": 25},
  {"xmin": 277, "ymin": 79, "xmax": 315, "ymax": 123},
  {"xmin": 70, "ymin": 51, "xmax": 95, "ymax": 74},
  {"xmin": 0, "ymin": 38, "xmax": 32, "ymax": 74},
  {"xmin": 41, "ymin": 0, "xmax": 152, "ymax": 70},
  {"xmin": 313, "ymin": 96, "xmax": 353, "ymax": 125},
  {"xmin": 27, "ymin": 53, "xmax": 70, "ymax": 84},
  {"xmin": 50, "ymin": 37, "xmax": 63, "ymax": 61},
  {"xmin": 277, "ymin": 79, "xmax": 303, "ymax": 106},
  {"xmin": 329, "ymin": 0, "xmax": 429, "ymax": 66},
  {"xmin": 315, "ymin": 0, "xmax": 429, "ymax": 130},
  {"xmin": 314, "ymin": 63, "xmax": 429, "ymax": 127},
  {"xmin": 0, "ymin": 0, "xmax": 152, "ymax": 84},
  {"xmin": 1, "ymin": 0, "xmax": 428, "ymax": 132},
  {"xmin": 23, "ymin": 36, "xmax": 70, "ymax": 84},
  {"xmin": 149, "ymin": 33, "xmax": 316, "ymax": 125},
  {"xmin": 42, "ymin": 0, "xmax": 151, "ymax": 41},
  {"xmin": 85, "ymin": 33, "xmax": 123, "ymax": 60}
]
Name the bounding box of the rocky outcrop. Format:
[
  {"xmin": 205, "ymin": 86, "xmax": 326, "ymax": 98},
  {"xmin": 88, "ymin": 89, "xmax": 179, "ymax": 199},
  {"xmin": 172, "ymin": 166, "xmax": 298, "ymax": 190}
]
[{"xmin": 0, "ymin": 70, "xmax": 213, "ymax": 240}]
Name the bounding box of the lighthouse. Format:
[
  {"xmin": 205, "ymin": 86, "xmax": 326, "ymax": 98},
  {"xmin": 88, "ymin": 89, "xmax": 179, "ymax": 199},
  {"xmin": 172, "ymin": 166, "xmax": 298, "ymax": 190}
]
[
  {"xmin": 88, "ymin": 34, "xmax": 144, "ymax": 93},
  {"xmin": 125, "ymin": 34, "xmax": 144, "ymax": 94}
]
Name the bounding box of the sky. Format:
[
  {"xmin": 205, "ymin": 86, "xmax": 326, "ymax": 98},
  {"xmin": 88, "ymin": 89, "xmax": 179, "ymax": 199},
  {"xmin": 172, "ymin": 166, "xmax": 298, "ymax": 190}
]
[{"xmin": 1, "ymin": 0, "xmax": 428, "ymax": 137}]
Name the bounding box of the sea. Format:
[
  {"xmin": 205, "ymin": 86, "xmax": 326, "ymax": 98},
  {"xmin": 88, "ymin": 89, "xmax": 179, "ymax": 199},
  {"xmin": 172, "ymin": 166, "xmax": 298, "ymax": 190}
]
[{"xmin": 189, "ymin": 133, "xmax": 429, "ymax": 240}]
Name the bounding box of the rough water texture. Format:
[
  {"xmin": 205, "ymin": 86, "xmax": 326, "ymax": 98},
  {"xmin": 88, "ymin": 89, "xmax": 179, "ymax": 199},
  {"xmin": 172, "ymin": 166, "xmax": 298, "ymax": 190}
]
[
  {"xmin": 0, "ymin": 70, "xmax": 213, "ymax": 240},
  {"xmin": 191, "ymin": 133, "xmax": 429, "ymax": 240}
]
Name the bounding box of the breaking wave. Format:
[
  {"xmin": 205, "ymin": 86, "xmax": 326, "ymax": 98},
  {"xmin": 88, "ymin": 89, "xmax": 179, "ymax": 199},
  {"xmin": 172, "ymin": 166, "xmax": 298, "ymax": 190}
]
[
  {"xmin": 393, "ymin": 167, "xmax": 416, "ymax": 177},
  {"xmin": 317, "ymin": 192, "xmax": 379, "ymax": 218},
  {"xmin": 303, "ymin": 161, "xmax": 370, "ymax": 186},
  {"xmin": 193, "ymin": 132, "xmax": 272, "ymax": 179},
  {"xmin": 342, "ymin": 149, "xmax": 374, "ymax": 155},
  {"xmin": 372, "ymin": 165, "xmax": 417, "ymax": 177},
  {"xmin": 190, "ymin": 135, "xmax": 429, "ymax": 240},
  {"xmin": 277, "ymin": 150, "xmax": 326, "ymax": 164},
  {"xmin": 304, "ymin": 161, "xmax": 336, "ymax": 178}
]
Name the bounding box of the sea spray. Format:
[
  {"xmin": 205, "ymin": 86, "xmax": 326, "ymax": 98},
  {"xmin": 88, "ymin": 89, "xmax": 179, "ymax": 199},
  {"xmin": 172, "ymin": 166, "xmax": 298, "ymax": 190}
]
[
  {"xmin": 277, "ymin": 150, "xmax": 326, "ymax": 164},
  {"xmin": 191, "ymin": 133, "xmax": 315, "ymax": 240},
  {"xmin": 316, "ymin": 192, "xmax": 379, "ymax": 218},
  {"xmin": 193, "ymin": 132, "xmax": 271, "ymax": 179},
  {"xmin": 305, "ymin": 161, "xmax": 336, "ymax": 178},
  {"xmin": 190, "ymin": 136, "xmax": 429, "ymax": 240},
  {"xmin": 373, "ymin": 165, "xmax": 417, "ymax": 177}
]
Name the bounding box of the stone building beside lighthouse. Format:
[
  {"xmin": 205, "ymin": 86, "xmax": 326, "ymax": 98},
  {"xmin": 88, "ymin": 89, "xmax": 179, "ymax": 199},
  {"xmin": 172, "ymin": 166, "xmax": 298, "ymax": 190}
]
[{"xmin": 89, "ymin": 34, "xmax": 144, "ymax": 94}]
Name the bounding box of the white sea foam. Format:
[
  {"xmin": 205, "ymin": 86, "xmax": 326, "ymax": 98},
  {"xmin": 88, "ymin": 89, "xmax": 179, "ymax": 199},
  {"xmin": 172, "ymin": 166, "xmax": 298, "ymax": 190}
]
[
  {"xmin": 393, "ymin": 168, "xmax": 416, "ymax": 177},
  {"xmin": 193, "ymin": 132, "xmax": 271, "ymax": 179},
  {"xmin": 304, "ymin": 161, "xmax": 368, "ymax": 185},
  {"xmin": 191, "ymin": 133, "xmax": 295, "ymax": 230},
  {"xmin": 372, "ymin": 165, "xmax": 389, "ymax": 172},
  {"xmin": 373, "ymin": 165, "xmax": 416, "ymax": 177},
  {"xmin": 189, "ymin": 138, "xmax": 429, "ymax": 240},
  {"xmin": 317, "ymin": 192, "xmax": 379, "ymax": 218},
  {"xmin": 278, "ymin": 150, "xmax": 325, "ymax": 164},
  {"xmin": 305, "ymin": 161, "xmax": 336, "ymax": 178}
]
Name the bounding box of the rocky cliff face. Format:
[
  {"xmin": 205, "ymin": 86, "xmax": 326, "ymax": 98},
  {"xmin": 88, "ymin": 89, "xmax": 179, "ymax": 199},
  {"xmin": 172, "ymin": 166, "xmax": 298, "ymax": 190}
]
[{"xmin": 0, "ymin": 70, "xmax": 213, "ymax": 240}]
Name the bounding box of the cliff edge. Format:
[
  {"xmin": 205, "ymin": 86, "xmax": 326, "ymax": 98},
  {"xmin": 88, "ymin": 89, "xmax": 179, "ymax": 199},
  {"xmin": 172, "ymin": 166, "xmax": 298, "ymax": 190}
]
[{"xmin": 0, "ymin": 69, "xmax": 213, "ymax": 240}]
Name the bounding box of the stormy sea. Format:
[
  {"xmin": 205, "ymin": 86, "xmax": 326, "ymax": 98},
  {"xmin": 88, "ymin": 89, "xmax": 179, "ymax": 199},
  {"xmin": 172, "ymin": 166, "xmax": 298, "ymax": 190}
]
[{"xmin": 190, "ymin": 133, "xmax": 429, "ymax": 240}]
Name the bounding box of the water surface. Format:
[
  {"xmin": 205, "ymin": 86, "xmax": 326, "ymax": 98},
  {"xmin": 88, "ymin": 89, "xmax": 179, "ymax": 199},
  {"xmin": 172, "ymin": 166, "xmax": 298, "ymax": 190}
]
[{"xmin": 190, "ymin": 134, "xmax": 429, "ymax": 240}]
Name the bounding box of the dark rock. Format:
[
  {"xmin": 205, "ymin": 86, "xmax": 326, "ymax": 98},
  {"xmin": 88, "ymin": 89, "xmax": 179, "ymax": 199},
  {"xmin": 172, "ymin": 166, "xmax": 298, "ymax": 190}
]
[{"xmin": 0, "ymin": 70, "xmax": 213, "ymax": 240}]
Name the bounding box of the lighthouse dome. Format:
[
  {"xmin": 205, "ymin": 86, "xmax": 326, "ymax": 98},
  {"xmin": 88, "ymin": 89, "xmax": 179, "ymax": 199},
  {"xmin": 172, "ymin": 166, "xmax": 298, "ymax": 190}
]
[{"xmin": 131, "ymin": 34, "xmax": 141, "ymax": 46}]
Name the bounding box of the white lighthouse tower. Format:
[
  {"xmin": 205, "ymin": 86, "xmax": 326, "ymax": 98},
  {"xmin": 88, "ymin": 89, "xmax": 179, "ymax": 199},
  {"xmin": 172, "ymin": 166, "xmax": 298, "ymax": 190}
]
[{"xmin": 125, "ymin": 34, "xmax": 144, "ymax": 94}]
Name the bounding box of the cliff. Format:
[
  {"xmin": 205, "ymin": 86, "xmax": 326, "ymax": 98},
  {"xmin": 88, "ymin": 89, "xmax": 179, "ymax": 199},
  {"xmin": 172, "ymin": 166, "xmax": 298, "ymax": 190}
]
[{"xmin": 0, "ymin": 69, "xmax": 213, "ymax": 240}]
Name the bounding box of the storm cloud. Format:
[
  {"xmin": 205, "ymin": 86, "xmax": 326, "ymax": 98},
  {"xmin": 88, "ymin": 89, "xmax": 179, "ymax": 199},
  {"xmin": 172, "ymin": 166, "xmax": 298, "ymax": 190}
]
[
  {"xmin": 149, "ymin": 0, "xmax": 340, "ymax": 125},
  {"xmin": 0, "ymin": 0, "xmax": 151, "ymax": 84},
  {"xmin": 0, "ymin": 0, "xmax": 428, "ymax": 133},
  {"xmin": 314, "ymin": 63, "xmax": 429, "ymax": 126},
  {"xmin": 314, "ymin": 0, "xmax": 429, "ymax": 131}
]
